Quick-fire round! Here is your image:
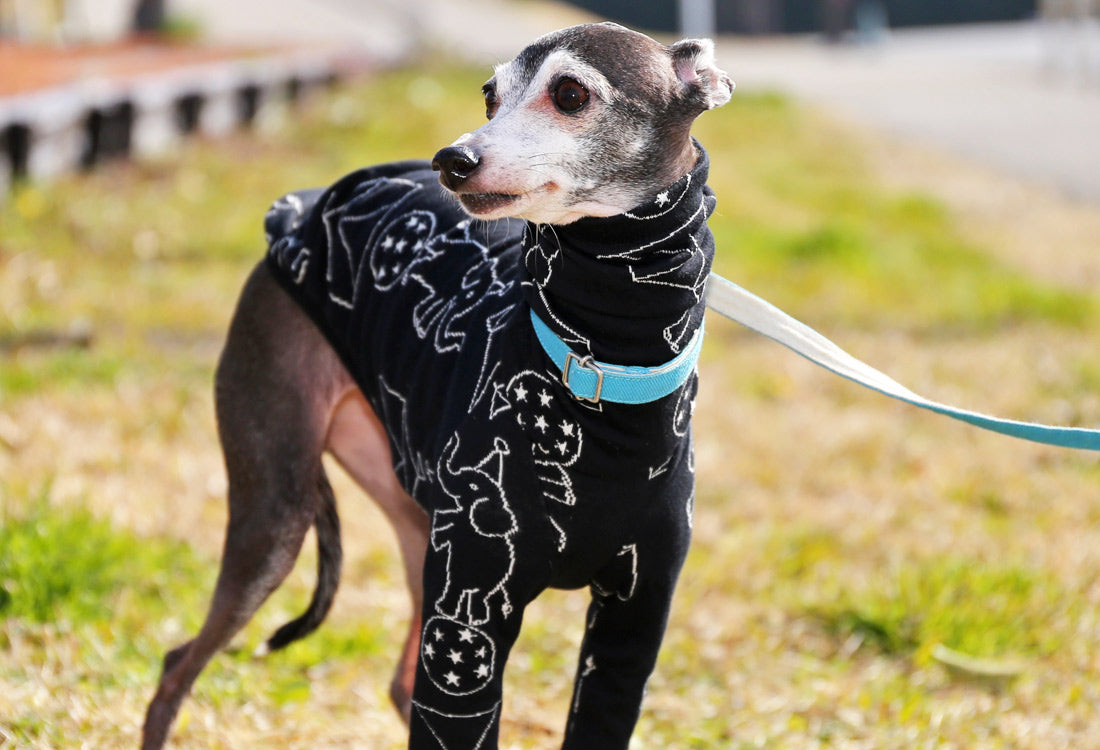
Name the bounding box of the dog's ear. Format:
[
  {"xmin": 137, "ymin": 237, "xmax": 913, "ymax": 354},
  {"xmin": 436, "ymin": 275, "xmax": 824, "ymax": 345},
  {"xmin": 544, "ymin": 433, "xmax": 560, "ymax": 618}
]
[{"xmin": 669, "ymin": 38, "xmax": 733, "ymax": 111}]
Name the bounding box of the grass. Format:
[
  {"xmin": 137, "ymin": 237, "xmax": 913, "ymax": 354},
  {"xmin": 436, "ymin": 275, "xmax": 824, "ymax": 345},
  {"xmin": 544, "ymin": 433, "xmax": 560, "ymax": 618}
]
[
  {"xmin": 0, "ymin": 493, "xmax": 203, "ymax": 745},
  {"xmin": 693, "ymin": 92, "xmax": 1097, "ymax": 333},
  {"xmin": 0, "ymin": 492, "xmax": 195, "ymax": 624},
  {"xmin": 807, "ymin": 557, "xmax": 1069, "ymax": 659},
  {"xmin": 2, "ymin": 58, "xmax": 1100, "ymax": 748}
]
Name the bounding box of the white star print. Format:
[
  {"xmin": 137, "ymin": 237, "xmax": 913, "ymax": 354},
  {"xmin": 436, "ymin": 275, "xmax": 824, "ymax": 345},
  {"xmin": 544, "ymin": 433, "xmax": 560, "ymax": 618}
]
[
  {"xmin": 444, "ymin": 671, "xmax": 460, "ymax": 687},
  {"xmin": 434, "ymin": 629, "xmax": 444, "ymax": 641},
  {"xmin": 538, "ymin": 390, "xmax": 552, "ymax": 407},
  {"xmin": 556, "ymin": 441, "xmax": 568, "ymax": 454},
  {"xmin": 447, "ymin": 650, "xmax": 464, "ymax": 664},
  {"xmin": 561, "ymin": 422, "xmax": 575, "ymax": 436},
  {"xmin": 424, "ymin": 643, "xmax": 435, "ymax": 658},
  {"xmin": 381, "ymin": 235, "xmax": 394, "ymax": 249},
  {"xmin": 475, "ymin": 646, "xmax": 487, "ymax": 659},
  {"xmin": 458, "ymin": 629, "xmax": 474, "ymax": 643},
  {"xmin": 534, "ymin": 415, "xmax": 548, "ymax": 432},
  {"xmin": 475, "ymin": 664, "xmax": 490, "ymax": 678},
  {"xmin": 514, "ymin": 384, "xmax": 528, "ymax": 401},
  {"xmin": 655, "ymin": 191, "xmax": 670, "ymax": 206}
]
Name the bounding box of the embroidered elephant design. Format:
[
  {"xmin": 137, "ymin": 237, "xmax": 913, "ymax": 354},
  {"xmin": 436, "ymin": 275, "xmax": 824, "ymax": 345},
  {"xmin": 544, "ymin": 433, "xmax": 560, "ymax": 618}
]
[{"xmin": 431, "ymin": 435, "xmax": 516, "ymax": 626}]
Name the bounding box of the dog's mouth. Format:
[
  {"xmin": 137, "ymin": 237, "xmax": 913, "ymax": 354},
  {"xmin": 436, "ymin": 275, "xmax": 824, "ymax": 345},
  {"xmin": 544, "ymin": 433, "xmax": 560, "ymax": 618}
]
[
  {"xmin": 453, "ymin": 183, "xmax": 556, "ymax": 219},
  {"xmin": 457, "ymin": 192, "xmax": 524, "ymax": 216}
]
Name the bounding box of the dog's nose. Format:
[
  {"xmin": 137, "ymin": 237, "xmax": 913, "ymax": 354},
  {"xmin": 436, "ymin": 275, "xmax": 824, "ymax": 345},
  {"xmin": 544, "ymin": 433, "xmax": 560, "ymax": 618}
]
[{"xmin": 432, "ymin": 145, "xmax": 481, "ymax": 190}]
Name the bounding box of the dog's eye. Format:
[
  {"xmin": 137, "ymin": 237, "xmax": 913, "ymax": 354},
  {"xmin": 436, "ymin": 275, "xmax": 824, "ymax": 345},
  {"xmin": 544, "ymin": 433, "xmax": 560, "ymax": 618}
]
[
  {"xmin": 553, "ymin": 78, "xmax": 589, "ymax": 113},
  {"xmin": 482, "ymin": 85, "xmax": 499, "ymax": 120}
]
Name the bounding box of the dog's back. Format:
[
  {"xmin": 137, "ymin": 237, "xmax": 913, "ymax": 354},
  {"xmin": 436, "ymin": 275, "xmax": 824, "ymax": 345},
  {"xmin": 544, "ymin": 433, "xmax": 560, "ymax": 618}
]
[{"xmin": 266, "ymin": 162, "xmax": 525, "ymax": 417}]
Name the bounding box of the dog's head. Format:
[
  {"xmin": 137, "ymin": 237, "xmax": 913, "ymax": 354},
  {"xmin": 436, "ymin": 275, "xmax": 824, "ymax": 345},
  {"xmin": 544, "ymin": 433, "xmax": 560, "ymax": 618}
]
[{"xmin": 432, "ymin": 22, "xmax": 733, "ymax": 225}]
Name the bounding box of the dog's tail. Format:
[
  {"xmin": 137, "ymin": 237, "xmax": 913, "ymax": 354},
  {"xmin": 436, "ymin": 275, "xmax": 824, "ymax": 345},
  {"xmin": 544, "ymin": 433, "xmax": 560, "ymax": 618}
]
[{"xmin": 257, "ymin": 471, "xmax": 342, "ymax": 655}]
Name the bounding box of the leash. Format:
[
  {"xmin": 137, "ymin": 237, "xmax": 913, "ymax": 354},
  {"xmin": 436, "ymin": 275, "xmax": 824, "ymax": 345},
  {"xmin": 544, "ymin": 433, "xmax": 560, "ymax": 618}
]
[{"xmin": 704, "ymin": 272, "xmax": 1100, "ymax": 452}]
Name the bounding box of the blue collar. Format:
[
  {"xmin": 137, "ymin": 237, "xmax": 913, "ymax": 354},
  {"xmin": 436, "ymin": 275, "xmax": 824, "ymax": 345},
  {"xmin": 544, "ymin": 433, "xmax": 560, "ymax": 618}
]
[{"xmin": 530, "ymin": 310, "xmax": 703, "ymax": 404}]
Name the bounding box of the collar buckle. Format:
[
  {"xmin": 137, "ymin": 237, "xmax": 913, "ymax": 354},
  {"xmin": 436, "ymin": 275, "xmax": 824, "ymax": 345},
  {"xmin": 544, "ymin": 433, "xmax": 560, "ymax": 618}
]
[{"xmin": 562, "ymin": 352, "xmax": 604, "ymax": 403}]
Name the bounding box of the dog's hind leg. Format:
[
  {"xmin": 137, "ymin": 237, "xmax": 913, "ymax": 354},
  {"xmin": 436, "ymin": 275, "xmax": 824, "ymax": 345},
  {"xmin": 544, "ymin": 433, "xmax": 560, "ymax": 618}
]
[
  {"xmin": 143, "ymin": 263, "xmax": 352, "ymax": 750},
  {"xmin": 327, "ymin": 388, "xmax": 429, "ymax": 723}
]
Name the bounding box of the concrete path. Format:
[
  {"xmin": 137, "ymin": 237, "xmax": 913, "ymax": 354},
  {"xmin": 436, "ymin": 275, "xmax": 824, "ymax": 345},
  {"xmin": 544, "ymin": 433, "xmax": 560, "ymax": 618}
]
[
  {"xmin": 172, "ymin": 0, "xmax": 595, "ymax": 65},
  {"xmin": 718, "ymin": 22, "xmax": 1100, "ymax": 204}
]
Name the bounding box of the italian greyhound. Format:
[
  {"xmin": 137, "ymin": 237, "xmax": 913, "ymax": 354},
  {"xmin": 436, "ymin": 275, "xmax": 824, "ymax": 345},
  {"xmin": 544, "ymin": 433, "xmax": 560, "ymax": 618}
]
[{"xmin": 142, "ymin": 22, "xmax": 732, "ymax": 750}]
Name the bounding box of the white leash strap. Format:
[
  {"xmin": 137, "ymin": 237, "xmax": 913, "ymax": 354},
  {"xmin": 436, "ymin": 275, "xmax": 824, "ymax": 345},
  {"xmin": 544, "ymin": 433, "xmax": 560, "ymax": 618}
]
[{"xmin": 704, "ymin": 272, "xmax": 1100, "ymax": 452}]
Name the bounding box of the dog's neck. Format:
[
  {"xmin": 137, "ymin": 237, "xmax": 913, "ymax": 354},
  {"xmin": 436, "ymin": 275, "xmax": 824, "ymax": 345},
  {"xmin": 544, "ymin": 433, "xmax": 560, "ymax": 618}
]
[{"xmin": 522, "ymin": 143, "xmax": 716, "ymax": 367}]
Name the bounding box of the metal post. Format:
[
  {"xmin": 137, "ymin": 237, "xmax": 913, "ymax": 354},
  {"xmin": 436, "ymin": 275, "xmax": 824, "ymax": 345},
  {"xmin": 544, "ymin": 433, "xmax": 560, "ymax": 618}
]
[
  {"xmin": 679, "ymin": 0, "xmax": 716, "ymax": 39},
  {"xmin": 132, "ymin": 0, "xmax": 165, "ymax": 33}
]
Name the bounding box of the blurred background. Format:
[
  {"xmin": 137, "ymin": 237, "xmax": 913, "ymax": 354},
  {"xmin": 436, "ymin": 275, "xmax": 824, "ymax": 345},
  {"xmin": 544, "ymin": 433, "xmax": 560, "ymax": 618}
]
[
  {"xmin": 2, "ymin": 0, "xmax": 1099, "ymax": 198},
  {"xmin": 2, "ymin": 1, "xmax": 1100, "ymax": 748}
]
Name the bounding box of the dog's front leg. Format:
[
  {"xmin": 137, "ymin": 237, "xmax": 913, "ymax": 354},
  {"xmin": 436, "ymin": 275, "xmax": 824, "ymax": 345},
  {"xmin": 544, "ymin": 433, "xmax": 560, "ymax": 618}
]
[
  {"xmin": 407, "ymin": 486, "xmax": 530, "ymax": 750},
  {"xmin": 563, "ymin": 519, "xmax": 692, "ymax": 749}
]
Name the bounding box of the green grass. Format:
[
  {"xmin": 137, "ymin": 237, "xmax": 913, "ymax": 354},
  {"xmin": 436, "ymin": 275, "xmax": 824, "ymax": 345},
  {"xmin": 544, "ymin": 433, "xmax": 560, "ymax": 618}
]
[
  {"xmin": 0, "ymin": 494, "xmax": 204, "ymax": 745},
  {"xmin": 0, "ymin": 492, "xmax": 200, "ymax": 624},
  {"xmin": 806, "ymin": 557, "xmax": 1069, "ymax": 659},
  {"xmin": 2, "ymin": 59, "xmax": 1099, "ymax": 748},
  {"xmin": 695, "ymin": 92, "xmax": 1096, "ymax": 332},
  {"xmin": 0, "ymin": 348, "xmax": 126, "ymax": 396},
  {"xmin": 0, "ymin": 493, "xmax": 396, "ymax": 745}
]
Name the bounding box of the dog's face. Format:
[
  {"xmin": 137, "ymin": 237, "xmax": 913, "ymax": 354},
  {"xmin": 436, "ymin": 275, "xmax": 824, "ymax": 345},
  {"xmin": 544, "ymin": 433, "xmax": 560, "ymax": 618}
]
[{"xmin": 433, "ymin": 23, "xmax": 733, "ymax": 225}]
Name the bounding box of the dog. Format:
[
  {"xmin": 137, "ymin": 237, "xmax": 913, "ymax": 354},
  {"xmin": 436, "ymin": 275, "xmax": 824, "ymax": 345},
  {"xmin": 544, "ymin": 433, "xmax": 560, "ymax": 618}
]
[{"xmin": 142, "ymin": 21, "xmax": 733, "ymax": 750}]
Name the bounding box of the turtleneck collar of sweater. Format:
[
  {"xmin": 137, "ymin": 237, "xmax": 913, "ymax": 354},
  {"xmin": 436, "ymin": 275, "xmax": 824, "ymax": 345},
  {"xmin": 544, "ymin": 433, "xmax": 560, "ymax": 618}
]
[{"xmin": 522, "ymin": 142, "xmax": 717, "ymax": 367}]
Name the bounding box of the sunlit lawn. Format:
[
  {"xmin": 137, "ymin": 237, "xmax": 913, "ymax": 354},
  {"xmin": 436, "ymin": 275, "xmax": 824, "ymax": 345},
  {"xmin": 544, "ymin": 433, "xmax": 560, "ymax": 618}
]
[{"xmin": 2, "ymin": 59, "xmax": 1099, "ymax": 748}]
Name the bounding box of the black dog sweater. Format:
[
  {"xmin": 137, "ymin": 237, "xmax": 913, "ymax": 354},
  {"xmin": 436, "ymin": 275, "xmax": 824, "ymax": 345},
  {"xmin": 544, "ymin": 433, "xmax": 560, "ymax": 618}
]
[{"xmin": 265, "ymin": 146, "xmax": 717, "ymax": 749}]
